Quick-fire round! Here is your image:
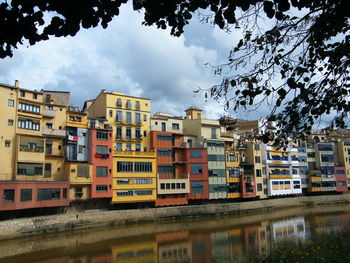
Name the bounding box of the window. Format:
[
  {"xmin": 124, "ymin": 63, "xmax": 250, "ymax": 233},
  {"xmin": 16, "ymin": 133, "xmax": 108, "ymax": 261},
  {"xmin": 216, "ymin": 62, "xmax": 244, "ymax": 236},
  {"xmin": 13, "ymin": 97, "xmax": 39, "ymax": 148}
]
[
  {"xmin": 37, "ymin": 189, "xmax": 60, "ymax": 201},
  {"xmin": 336, "ymin": 169, "xmax": 345, "ymax": 175},
  {"xmin": 77, "ymin": 166, "xmax": 90, "ymax": 178},
  {"xmin": 126, "ymin": 112, "xmax": 131, "ymax": 123},
  {"xmin": 211, "ymin": 128, "xmax": 217, "ymax": 139},
  {"xmin": 254, "ymin": 144, "xmax": 260, "ymax": 151},
  {"xmin": 20, "ymin": 189, "xmax": 32, "ymax": 202},
  {"xmin": 8, "ymin": 99, "xmax": 14, "ymax": 107},
  {"xmin": 161, "ymin": 122, "xmax": 166, "ymax": 131},
  {"xmin": 255, "ymin": 156, "xmax": 261, "ymax": 163},
  {"xmin": 48, "ymin": 105, "xmax": 53, "ymax": 110},
  {"xmin": 257, "ymin": 183, "xmax": 262, "ymax": 191},
  {"xmin": 227, "ymin": 152, "xmax": 236, "ymax": 162},
  {"xmin": 208, "ymin": 154, "xmax": 225, "ymax": 161},
  {"xmin": 96, "ymin": 166, "xmax": 108, "ymax": 177},
  {"xmin": 307, "ymin": 142, "xmax": 314, "ymax": 149},
  {"xmin": 116, "ymin": 126, "xmax": 122, "ymax": 139},
  {"xmin": 228, "ymin": 167, "xmax": 240, "ymax": 177},
  {"xmin": 172, "ymin": 123, "xmax": 179, "ymax": 130},
  {"xmin": 136, "ymin": 144, "xmax": 141, "ymax": 151},
  {"xmin": 17, "ymin": 118, "xmax": 40, "ymax": 131},
  {"xmin": 126, "ymin": 143, "xmax": 131, "ymax": 151},
  {"xmin": 18, "ymin": 102, "xmax": 40, "ymax": 113},
  {"xmin": 190, "ymin": 150, "xmax": 202, "ymax": 158},
  {"xmin": 3, "ymin": 189, "xmax": 14, "ymax": 202},
  {"xmin": 97, "ymin": 131, "xmax": 108, "ymax": 140},
  {"xmin": 318, "ymin": 144, "xmax": 333, "ymax": 151},
  {"xmin": 134, "ymin": 178, "xmax": 152, "ymax": 184},
  {"xmin": 5, "ymin": 140, "xmax": 11, "ymax": 147},
  {"xmin": 134, "ymin": 162, "xmax": 152, "ymax": 172},
  {"xmin": 126, "ymin": 127, "xmax": 131, "ymax": 139},
  {"xmin": 117, "ymin": 161, "xmax": 133, "ymax": 172},
  {"xmin": 17, "ymin": 162, "xmax": 43, "ymax": 176},
  {"xmin": 209, "ymin": 169, "xmax": 226, "ymax": 177},
  {"xmin": 135, "ymin": 101, "xmax": 140, "ymax": 110},
  {"xmin": 157, "ymin": 134, "xmax": 172, "ymax": 141},
  {"xmin": 8, "ymin": 119, "xmax": 13, "ymax": 126},
  {"xmin": 256, "ymin": 169, "xmax": 262, "ymax": 177},
  {"xmin": 321, "ymin": 154, "xmax": 334, "ymax": 163},
  {"xmin": 63, "ymin": 188, "xmax": 67, "ymax": 198},
  {"xmin": 117, "ymin": 98, "xmax": 122, "ymax": 107},
  {"xmin": 78, "ymin": 145, "xmax": 85, "ymax": 154},
  {"xmin": 135, "ymin": 128, "xmax": 141, "ymax": 140},
  {"xmin": 46, "ymin": 123, "xmax": 53, "ymax": 129},
  {"xmin": 307, "ymin": 152, "xmax": 316, "ymax": 158},
  {"xmin": 116, "ymin": 111, "xmax": 123, "ymax": 122},
  {"xmin": 158, "ymin": 148, "xmax": 172, "ymax": 156},
  {"xmin": 158, "ymin": 164, "xmax": 173, "ymax": 174},
  {"xmin": 96, "ymin": 145, "xmax": 108, "ymax": 154},
  {"xmin": 126, "ymin": 100, "xmax": 131, "ymax": 109},
  {"xmin": 117, "ymin": 142, "xmax": 122, "ymax": 151},
  {"xmin": 308, "ymin": 162, "xmax": 317, "ymax": 170},
  {"xmin": 144, "ymin": 114, "xmax": 147, "ymax": 121},
  {"xmin": 135, "ymin": 113, "xmax": 141, "ymax": 124},
  {"xmin": 207, "ymin": 140, "xmax": 225, "ymax": 147},
  {"xmin": 32, "ymin": 93, "xmax": 37, "ymax": 99},
  {"xmin": 143, "ymin": 130, "xmax": 147, "ymax": 137},
  {"xmin": 338, "ymin": 181, "xmax": 346, "ymax": 187},
  {"xmin": 191, "ymin": 163, "xmax": 203, "ymax": 174},
  {"xmin": 96, "ymin": 185, "xmax": 108, "ymax": 192},
  {"xmin": 44, "ymin": 163, "xmax": 52, "ymax": 177},
  {"xmin": 109, "ymin": 110, "xmax": 113, "ymax": 117}
]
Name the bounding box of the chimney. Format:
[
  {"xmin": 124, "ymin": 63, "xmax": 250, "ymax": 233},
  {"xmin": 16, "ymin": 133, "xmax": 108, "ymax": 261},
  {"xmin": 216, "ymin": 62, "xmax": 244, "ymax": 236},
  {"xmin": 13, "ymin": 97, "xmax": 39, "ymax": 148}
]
[{"xmin": 14, "ymin": 80, "xmax": 19, "ymax": 88}]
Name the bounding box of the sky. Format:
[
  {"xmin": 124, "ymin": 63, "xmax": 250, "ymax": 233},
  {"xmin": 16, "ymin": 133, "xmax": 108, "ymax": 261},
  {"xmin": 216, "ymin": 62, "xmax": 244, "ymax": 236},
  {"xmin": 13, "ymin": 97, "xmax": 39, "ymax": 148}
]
[{"xmin": 0, "ymin": 3, "xmax": 263, "ymax": 120}]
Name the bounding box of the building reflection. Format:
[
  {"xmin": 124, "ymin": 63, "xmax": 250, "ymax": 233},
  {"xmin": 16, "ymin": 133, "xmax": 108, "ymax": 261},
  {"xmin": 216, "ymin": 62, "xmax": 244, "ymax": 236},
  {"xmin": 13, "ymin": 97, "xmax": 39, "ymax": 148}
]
[{"xmin": 13, "ymin": 213, "xmax": 350, "ymax": 263}]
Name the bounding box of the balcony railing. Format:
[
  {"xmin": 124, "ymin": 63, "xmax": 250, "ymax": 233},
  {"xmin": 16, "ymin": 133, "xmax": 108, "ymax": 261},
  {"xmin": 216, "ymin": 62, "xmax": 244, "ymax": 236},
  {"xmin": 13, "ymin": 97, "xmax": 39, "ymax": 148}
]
[
  {"xmin": 19, "ymin": 145, "xmax": 44, "ymax": 152},
  {"xmin": 42, "ymin": 109, "xmax": 56, "ymax": 118},
  {"xmin": 113, "ymin": 150, "xmax": 156, "ymax": 157},
  {"xmin": 43, "ymin": 128, "xmax": 66, "ymax": 137}
]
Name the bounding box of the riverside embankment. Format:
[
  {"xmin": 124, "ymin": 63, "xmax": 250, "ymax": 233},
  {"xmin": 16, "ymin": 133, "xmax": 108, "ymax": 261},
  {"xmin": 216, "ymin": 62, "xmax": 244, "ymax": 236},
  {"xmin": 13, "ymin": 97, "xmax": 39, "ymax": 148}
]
[{"xmin": 1, "ymin": 194, "xmax": 350, "ymax": 241}]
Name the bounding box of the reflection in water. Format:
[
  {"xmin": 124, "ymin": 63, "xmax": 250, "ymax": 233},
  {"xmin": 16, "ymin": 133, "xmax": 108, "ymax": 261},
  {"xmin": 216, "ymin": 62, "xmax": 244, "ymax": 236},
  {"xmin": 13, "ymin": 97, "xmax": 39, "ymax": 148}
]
[{"xmin": 2, "ymin": 207, "xmax": 350, "ymax": 263}]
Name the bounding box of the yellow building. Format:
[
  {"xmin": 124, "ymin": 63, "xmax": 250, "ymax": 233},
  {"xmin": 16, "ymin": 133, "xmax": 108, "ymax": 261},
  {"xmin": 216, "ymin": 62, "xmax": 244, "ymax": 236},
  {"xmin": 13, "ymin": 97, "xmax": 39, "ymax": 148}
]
[
  {"xmin": 14, "ymin": 86, "xmax": 45, "ymax": 181},
  {"xmin": 88, "ymin": 91, "xmax": 157, "ymax": 204},
  {"xmin": 0, "ymin": 83, "xmax": 18, "ymax": 180}
]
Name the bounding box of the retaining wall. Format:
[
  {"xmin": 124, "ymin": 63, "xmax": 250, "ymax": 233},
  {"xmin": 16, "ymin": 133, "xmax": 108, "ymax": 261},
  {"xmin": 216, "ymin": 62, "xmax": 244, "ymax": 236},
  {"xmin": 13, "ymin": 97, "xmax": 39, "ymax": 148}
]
[{"xmin": 1, "ymin": 194, "xmax": 350, "ymax": 240}]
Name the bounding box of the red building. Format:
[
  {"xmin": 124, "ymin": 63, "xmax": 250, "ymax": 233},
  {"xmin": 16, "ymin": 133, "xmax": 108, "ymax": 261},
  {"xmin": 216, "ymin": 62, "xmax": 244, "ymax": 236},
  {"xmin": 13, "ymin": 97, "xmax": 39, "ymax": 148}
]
[
  {"xmin": 335, "ymin": 166, "xmax": 348, "ymax": 192},
  {"xmin": 184, "ymin": 147, "xmax": 209, "ymax": 201},
  {"xmin": 88, "ymin": 118, "xmax": 113, "ymax": 199},
  {"xmin": 0, "ymin": 181, "xmax": 69, "ymax": 211}
]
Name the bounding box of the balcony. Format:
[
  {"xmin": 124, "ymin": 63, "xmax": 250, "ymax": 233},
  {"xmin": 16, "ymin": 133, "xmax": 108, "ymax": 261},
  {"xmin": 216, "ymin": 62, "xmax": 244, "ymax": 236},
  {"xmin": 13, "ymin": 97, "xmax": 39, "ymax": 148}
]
[
  {"xmin": 43, "ymin": 128, "xmax": 66, "ymax": 137},
  {"xmin": 42, "ymin": 109, "xmax": 56, "ymax": 118},
  {"xmin": 227, "ymin": 192, "xmax": 241, "ymax": 199},
  {"xmin": 115, "ymin": 135, "xmax": 143, "ymax": 142},
  {"xmin": 270, "ymin": 174, "xmax": 292, "ymax": 179},
  {"xmin": 157, "ymin": 176, "xmax": 190, "ymax": 195},
  {"xmin": 321, "ymin": 174, "xmax": 335, "ymax": 181},
  {"xmin": 113, "ymin": 150, "xmax": 156, "ymax": 158}
]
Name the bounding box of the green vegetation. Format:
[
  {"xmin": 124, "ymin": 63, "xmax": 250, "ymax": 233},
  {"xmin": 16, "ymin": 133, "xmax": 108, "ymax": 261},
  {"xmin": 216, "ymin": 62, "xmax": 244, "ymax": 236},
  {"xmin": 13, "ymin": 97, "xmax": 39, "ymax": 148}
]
[{"xmin": 249, "ymin": 230, "xmax": 350, "ymax": 263}]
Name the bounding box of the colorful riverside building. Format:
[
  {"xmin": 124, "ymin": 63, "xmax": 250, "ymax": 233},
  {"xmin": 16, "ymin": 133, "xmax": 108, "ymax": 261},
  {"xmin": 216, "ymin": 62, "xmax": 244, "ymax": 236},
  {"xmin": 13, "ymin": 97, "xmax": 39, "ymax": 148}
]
[
  {"xmin": 183, "ymin": 106, "xmax": 227, "ymax": 200},
  {"xmin": 304, "ymin": 133, "xmax": 348, "ymax": 193},
  {"xmin": 65, "ymin": 106, "xmax": 93, "ymax": 202},
  {"xmin": 88, "ymin": 117, "xmax": 113, "ymax": 199},
  {"xmin": 150, "ymin": 112, "xmax": 209, "ymax": 206},
  {"xmin": 219, "ymin": 117, "xmax": 257, "ymax": 199},
  {"xmin": 0, "ymin": 82, "xmax": 69, "ymax": 211},
  {"xmin": 87, "ymin": 90, "xmax": 156, "ymax": 205}
]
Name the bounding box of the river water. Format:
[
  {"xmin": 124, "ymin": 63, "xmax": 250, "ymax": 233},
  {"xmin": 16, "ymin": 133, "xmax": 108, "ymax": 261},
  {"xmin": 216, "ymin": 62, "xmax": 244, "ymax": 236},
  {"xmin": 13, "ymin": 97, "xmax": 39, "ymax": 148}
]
[{"xmin": 1, "ymin": 204, "xmax": 350, "ymax": 263}]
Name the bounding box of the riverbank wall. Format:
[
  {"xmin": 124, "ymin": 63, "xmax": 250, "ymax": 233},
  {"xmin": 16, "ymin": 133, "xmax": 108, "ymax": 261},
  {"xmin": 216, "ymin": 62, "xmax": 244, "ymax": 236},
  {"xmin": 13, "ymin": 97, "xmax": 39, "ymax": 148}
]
[{"xmin": 1, "ymin": 194, "xmax": 350, "ymax": 241}]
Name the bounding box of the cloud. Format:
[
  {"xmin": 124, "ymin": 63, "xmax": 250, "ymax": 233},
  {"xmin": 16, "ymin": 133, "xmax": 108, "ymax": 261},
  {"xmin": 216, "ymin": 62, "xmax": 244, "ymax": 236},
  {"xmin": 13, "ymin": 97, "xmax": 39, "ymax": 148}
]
[{"xmin": 0, "ymin": 3, "xmax": 244, "ymax": 120}]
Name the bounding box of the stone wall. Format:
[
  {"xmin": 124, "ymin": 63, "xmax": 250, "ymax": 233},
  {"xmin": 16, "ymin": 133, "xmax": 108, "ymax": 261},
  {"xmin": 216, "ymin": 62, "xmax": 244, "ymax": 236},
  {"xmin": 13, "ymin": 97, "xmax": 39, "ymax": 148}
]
[{"xmin": 1, "ymin": 194, "xmax": 349, "ymax": 241}]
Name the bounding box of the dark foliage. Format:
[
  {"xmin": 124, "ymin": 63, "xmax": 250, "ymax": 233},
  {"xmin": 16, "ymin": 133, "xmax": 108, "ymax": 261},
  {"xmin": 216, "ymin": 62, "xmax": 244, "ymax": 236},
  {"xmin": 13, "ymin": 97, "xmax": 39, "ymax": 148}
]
[{"xmin": 1, "ymin": 0, "xmax": 349, "ymax": 143}]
